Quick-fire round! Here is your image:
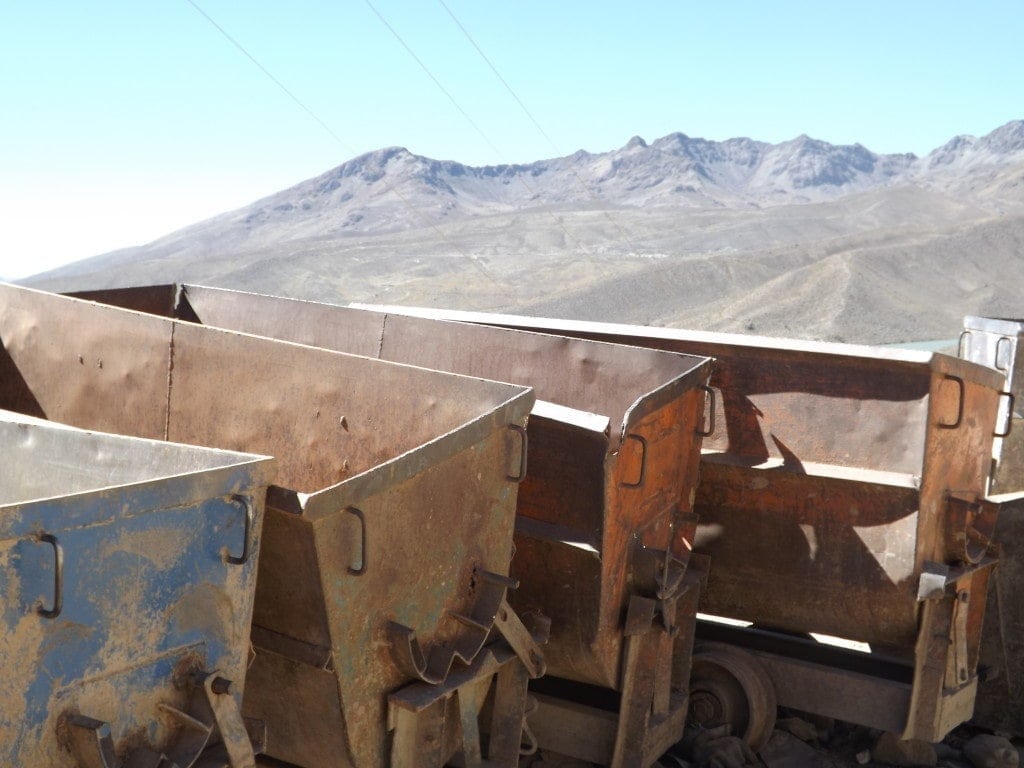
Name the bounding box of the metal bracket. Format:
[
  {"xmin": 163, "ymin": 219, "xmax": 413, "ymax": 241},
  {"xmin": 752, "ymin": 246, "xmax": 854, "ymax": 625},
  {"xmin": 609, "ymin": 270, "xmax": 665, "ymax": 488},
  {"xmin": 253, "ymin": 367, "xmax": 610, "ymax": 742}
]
[
  {"xmin": 62, "ymin": 671, "xmax": 256, "ymax": 768},
  {"xmin": 388, "ymin": 639, "xmax": 542, "ymax": 768},
  {"xmin": 946, "ymin": 494, "xmax": 999, "ymax": 565},
  {"xmin": 948, "ymin": 590, "xmax": 971, "ymax": 687},
  {"xmin": 492, "ymin": 597, "xmax": 549, "ymax": 678},
  {"xmin": 62, "ymin": 715, "xmax": 123, "ymax": 768},
  {"xmin": 918, "ymin": 562, "xmax": 954, "ymax": 601},
  {"xmin": 917, "ymin": 558, "xmax": 996, "ymax": 602},
  {"xmin": 388, "ymin": 568, "xmax": 516, "ymax": 684},
  {"xmin": 632, "ymin": 539, "xmax": 690, "ymax": 605}
]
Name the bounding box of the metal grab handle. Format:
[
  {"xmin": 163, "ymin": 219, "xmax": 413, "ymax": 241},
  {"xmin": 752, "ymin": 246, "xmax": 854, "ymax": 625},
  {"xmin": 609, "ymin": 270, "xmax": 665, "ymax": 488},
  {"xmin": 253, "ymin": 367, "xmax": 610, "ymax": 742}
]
[
  {"xmin": 345, "ymin": 506, "xmax": 367, "ymax": 576},
  {"xmin": 938, "ymin": 375, "xmax": 964, "ymax": 430},
  {"xmin": 506, "ymin": 423, "xmax": 528, "ymax": 482},
  {"xmin": 697, "ymin": 385, "xmax": 716, "ymax": 438},
  {"xmin": 995, "ymin": 336, "xmax": 1013, "ymax": 372},
  {"xmin": 958, "ymin": 330, "xmax": 972, "ymax": 358},
  {"xmin": 520, "ymin": 696, "xmax": 540, "ymax": 756},
  {"xmin": 621, "ymin": 433, "xmax": 648, "ymax": 488},
  {"xmin": 224, "ymin": 495, "xmax": 253, "ymax": 565},
  {"xmin": 36, "ymin": 533, "xmax": 63, "ymax": 619},
  {"xmin": 995, "ymin": 392, "xmax": 1016, "ymax": 438}
]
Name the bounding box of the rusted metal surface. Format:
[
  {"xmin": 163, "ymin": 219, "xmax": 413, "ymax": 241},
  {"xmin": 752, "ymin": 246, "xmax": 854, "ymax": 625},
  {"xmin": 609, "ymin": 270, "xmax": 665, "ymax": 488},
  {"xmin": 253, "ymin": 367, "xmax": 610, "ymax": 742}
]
[
  {"xmin": 70, "ymin": 284, "xmax": 714, "ymax": 766},
  {"xmin": 386, "ymin": 613, "xmax": 549, "ymax": 768},
  {"xmin": 0, "ymin": 284, "xmax": 536, "ymax": 768},
  {"xmin": 76, "ymin": 284, "xmax": 712, "ymax": 686},
  {"xmin": 362, "ymin": 306, "xmax": 1010, "ymax": 742},
  {"xmin": 972, "ymin": 494, "xmax": 1024, "ymax": 735},
  {"xmin": 0, "ymin": 409, "xmax": 273, "ymax": 767},
  {"xmin": 524, "ymin": 570, "xmax": 701, "ymax": 768}
]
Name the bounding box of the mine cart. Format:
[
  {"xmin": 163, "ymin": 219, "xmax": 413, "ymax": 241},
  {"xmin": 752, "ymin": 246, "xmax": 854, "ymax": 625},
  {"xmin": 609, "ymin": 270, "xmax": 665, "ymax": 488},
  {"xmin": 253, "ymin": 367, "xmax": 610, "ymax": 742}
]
[
  {"xmin": 959, "ymin": 315, "xmax": 1024, "ymax": 736},
  {"xmin": 0, "ymin": 284, "xmax": 541, "ymax": 768},
  {"xmin": 351, "ymin": 307, "xmax": 1014, "ymax": 745},
  {"xmin": 68, "ymin": 283, "xmax": 715, "ymax": 768},
  {"xmin": 960, "ymin": 316, "xmax": 1023, "ymax": 493},
  {"xmin": 0, "ymin": 410, "xmax": 273, "ymax": 768}
]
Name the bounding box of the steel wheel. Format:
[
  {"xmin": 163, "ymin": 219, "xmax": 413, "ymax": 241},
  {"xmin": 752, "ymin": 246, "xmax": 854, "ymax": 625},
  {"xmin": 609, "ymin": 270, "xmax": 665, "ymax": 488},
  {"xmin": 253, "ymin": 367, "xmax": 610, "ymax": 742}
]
[{"xmin": 688, "ymin": 642, "xmax": 777, "ymax": 752}]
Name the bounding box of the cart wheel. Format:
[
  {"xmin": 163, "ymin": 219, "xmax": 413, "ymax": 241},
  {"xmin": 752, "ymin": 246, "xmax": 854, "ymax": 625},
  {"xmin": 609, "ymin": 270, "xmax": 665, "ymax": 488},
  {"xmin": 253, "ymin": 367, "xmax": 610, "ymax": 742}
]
[{"xmin": 688, "ymin": 642, "xmax": 777, "ymax": 752}]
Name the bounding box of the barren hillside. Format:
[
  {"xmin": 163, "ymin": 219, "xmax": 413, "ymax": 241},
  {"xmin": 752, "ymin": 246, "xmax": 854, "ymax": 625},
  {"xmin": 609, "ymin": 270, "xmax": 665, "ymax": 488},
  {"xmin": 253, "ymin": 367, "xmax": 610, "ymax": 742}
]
[{"xmin": 26, "ymin": 121, "xmax": 1024, "ymax": 343}]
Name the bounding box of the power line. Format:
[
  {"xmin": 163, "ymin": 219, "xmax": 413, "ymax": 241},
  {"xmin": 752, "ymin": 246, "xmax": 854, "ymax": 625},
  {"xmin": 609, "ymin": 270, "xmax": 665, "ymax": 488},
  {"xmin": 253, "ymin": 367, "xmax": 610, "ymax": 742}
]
[
  {"xmin": 183, "ymin": 0, "xmax": 349, "ymax": 151},
  {"xmin": 182, "ymin": 0, "xmax": 502, "ymax": 288},
  {"xmin": 364, "ymin": 0, "xmax": 606, "ymax": 267},
  {"xmin": 364, "ymin": 0, "xmax": 504, "ymax": 161},
  {"xmin": 435, "ymin": 0, "xmax": 559, "ymax": 154},
  {"xmin": 435, "ymin": 0, "xmax": 642, "ymax": 254}
]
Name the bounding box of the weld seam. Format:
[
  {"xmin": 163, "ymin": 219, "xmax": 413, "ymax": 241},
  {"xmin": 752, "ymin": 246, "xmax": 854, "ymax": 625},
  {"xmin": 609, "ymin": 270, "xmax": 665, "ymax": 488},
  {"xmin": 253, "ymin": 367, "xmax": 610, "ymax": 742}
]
[{"xmin": 164, "ymin": 323, "xmax": 176, "ymax": 441}]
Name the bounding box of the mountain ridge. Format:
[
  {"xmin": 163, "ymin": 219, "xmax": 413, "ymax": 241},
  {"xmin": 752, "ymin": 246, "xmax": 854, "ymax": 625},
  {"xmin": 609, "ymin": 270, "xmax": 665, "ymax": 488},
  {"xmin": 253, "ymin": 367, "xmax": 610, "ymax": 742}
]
[{"xmin": 25, "ymin": 120, "xmax": 1024, "ymax": 345}]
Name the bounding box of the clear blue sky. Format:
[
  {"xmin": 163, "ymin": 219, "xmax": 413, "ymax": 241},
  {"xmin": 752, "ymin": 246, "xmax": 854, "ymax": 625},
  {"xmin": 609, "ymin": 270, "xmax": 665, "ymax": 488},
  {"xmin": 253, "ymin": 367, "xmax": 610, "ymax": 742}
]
[{"xmin": 1, "ymin": 1, "xmax": 1021, "ymax": 279}]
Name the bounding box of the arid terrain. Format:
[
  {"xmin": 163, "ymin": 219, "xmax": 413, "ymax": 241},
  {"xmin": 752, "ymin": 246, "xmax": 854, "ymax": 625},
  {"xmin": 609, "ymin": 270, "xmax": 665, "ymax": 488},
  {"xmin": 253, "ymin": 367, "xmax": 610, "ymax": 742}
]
[{"xmin": 25, "ymin": 120, "xmax": 1024, "ymax": 344}]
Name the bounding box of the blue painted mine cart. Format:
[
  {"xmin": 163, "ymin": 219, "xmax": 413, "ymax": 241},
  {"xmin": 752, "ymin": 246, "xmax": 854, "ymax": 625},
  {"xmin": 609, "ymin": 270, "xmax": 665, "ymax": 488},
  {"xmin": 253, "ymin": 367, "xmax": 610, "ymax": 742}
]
[{"xmin": 0, "ymin": 410, "xmax": 273, "ymax": 767}]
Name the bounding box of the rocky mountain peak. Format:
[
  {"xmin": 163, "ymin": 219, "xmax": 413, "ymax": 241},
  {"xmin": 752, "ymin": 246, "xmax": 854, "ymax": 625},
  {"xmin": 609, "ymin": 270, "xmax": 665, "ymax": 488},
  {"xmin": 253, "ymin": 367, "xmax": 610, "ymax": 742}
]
[
  {"xmin": 922, "ymin": 121, "xmax": 1024, "ymax": 171},
  {"xmin": 981, "ymin": 119, "xmax": 1024, "ymax": 154},
  {"xmin": 58, "ymin": 119, "xmax": 1024, "ymax": 260}
]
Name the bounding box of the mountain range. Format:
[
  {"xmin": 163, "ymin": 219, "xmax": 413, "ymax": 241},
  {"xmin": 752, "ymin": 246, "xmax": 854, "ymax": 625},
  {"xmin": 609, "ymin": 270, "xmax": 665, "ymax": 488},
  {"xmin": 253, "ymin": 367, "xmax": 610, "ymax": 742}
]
[{"xmin": 27, "ymin": 120, "xmax": 1024, "ymax": 344}]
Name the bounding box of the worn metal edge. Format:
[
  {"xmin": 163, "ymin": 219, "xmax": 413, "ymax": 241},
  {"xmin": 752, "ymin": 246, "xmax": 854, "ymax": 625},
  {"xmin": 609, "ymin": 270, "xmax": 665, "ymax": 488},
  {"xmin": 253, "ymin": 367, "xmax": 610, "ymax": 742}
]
[
  {"xmin": 619, "ymin": 358, "xmax": 715, "ymax": 443},
  {"xmin": 531, "ymin": 399, "xmax": 610, "ymax": 435},
  {"xmin": 964, "ymin": 315, "xmax": 1024, "ymax": 336},
  {"xmin": 0, "ymin": 411, "xmax": 274, "ymax": 525},
  {"xmin": 700, "ymin": 450, "xmax": 922, "ymax": 489},
  {"xmin": 928, "ymin": 350, "xmax": 1008, "ymax": 391},
  {"xmin": 298, "ymin": 385, "xmax": 534, "ymax": 520},
  {"xmin": 350, "ymin": 303, "xmax": 943, "ymax": 364},
  {"xmin": 178, "ymin": 288, "xmax": 716, "ymax": 456},
  {"xmin": 0, "ymin": 465, "xmax": 271, "ymax": 539}
]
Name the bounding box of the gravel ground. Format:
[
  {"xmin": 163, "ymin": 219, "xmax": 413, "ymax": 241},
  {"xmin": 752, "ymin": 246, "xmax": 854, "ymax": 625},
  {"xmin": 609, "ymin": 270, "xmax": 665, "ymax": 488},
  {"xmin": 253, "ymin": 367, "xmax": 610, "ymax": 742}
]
[{"xmin": 254, "ymin": 716, "xmax": 1024, "ymax": 768}]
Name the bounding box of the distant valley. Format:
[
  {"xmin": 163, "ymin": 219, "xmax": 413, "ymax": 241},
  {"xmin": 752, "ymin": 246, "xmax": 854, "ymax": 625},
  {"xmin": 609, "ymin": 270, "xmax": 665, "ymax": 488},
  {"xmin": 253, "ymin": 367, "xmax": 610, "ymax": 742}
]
[{"xmin": 26, "ymin": 120, "xmax": 1024, "ymax": 344}]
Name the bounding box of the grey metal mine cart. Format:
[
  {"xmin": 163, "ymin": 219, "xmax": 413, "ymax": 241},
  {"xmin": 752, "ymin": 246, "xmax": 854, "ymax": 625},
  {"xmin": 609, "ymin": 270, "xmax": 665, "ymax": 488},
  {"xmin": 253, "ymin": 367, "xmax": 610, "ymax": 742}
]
[{"xmin": 959, "ymin": 315, "xmax": 1024, "ymax": 736}]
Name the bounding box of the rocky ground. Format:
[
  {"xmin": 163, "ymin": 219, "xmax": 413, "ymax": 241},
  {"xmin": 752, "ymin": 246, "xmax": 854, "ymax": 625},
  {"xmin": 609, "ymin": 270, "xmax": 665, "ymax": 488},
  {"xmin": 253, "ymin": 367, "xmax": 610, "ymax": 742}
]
[
  {"xmin": 254, "ymin": 715, "xmax": 1023, "ymax": 768},
  {"xmin": 537, "ymin": 717, "xmax": 1024, "ymax": 768}
]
